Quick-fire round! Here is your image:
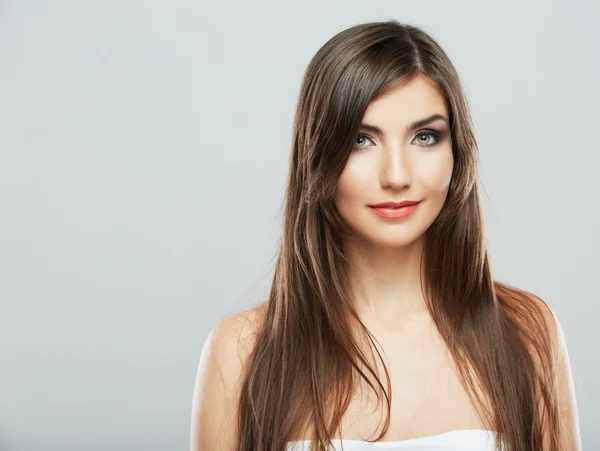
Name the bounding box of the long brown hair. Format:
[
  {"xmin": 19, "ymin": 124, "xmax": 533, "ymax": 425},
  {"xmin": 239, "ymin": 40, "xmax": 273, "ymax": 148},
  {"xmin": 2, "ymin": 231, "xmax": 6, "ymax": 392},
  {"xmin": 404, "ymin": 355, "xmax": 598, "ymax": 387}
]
[{"xmin": 235, "ymin": 20, "xmax": 561, "ymax": 451}]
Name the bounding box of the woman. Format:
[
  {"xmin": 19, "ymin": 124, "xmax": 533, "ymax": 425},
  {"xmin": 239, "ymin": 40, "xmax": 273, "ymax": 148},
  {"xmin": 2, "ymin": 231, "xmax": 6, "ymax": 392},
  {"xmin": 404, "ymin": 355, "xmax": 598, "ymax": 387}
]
[{"xmin": 191, "ymin": 20, "xmax": 581, "ymax": 451}]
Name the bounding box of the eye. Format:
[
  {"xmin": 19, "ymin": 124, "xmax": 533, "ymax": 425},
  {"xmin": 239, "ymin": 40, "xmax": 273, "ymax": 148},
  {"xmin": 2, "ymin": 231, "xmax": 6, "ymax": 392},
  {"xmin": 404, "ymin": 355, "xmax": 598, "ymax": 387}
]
[
  {"xmin": 353, "ymin": 133, "xmax": 375, "ymax": 150},
  {"xmin": 413, "ymin": 130, "xmax": 442, "ymax": 147},
  {"xmin": 353, "ymin": 130, "xmax": 444, "ymax": 151}
]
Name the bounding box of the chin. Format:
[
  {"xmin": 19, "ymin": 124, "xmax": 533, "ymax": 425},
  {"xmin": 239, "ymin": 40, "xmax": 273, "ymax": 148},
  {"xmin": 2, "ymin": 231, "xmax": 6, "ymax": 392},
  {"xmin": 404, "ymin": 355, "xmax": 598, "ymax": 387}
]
[
  {"xmin": 353, "ymin": 230, "xmax": 424, "ymax": 249},
  {"xmin": 375, "ymin": 236, "xmax": 422, "ymax": 248}
]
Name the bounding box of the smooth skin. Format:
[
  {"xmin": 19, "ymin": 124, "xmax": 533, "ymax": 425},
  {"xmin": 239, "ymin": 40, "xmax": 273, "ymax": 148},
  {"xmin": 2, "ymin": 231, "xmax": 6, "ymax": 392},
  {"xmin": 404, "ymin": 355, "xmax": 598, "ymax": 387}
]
[{"xmin": 190, "ymin": 76, "xmax": 581, "ymax": 450}]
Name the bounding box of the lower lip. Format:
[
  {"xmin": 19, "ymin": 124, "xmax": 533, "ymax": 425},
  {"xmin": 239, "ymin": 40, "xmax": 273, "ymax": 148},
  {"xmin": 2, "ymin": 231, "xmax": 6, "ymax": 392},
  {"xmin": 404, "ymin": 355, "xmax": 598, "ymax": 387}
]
[{"xmin": 369, "ymin": 203, "xmax": 420, "ymax": 218}]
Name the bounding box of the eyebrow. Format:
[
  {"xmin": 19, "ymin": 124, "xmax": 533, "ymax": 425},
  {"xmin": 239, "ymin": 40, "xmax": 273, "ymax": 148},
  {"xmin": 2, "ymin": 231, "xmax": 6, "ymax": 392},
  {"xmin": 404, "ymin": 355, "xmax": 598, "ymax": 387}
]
[{"xmin": 358, "ymin": 113, "xmax": 449, "ymax": 136}]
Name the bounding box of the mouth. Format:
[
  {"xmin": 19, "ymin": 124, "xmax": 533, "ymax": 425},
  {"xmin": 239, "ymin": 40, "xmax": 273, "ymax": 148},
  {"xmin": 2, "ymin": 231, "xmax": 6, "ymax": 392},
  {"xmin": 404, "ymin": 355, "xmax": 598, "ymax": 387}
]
[
  {"xmin": 368, "ymin": 200, "xmax": 421, "ymax": 209},
  {"xmin": 368, "ymin": 201, "xmax": 421, "ymax": 218}
]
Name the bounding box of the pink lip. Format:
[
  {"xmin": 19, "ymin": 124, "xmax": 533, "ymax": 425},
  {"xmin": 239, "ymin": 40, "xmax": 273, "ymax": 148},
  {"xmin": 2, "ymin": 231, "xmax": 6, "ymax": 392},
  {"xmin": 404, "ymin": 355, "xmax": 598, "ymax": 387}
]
[
  {"xmin": 369, "ymin": 200, "xmax": 420, "ymax": 208},
  {"xmin": 369, "ymin": 203, "xmax": 420, "ymax": 218}
]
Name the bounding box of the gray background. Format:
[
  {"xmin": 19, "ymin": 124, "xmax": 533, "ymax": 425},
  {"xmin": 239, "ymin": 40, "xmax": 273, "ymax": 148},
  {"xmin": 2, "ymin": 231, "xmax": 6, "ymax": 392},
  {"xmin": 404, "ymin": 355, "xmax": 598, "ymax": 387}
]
[{"xmin": 0, "ymin": 1, "xmax": 597, "ymax": 450}]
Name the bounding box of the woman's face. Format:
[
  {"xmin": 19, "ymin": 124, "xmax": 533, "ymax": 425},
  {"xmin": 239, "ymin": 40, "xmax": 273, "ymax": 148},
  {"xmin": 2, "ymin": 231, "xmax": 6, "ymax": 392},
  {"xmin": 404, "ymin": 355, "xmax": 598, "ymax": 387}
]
[{"xmin": 334, "ymin": 76, "xmax": 454, "ymax": 248}]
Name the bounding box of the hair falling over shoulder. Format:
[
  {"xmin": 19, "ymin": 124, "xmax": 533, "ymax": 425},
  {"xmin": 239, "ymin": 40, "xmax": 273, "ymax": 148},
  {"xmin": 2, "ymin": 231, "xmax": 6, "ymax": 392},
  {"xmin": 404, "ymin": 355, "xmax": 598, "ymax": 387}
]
[{"xmin": 234, "ymin": 20, "xmax": 563, "ymax": 451}]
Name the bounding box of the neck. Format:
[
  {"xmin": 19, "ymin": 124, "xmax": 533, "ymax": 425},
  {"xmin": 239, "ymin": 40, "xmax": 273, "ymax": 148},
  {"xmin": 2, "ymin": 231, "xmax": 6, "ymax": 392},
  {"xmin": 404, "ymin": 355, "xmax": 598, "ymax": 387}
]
[{"xmin": 344, "ymin": 235, "xmax": 429, "ymax": 327}]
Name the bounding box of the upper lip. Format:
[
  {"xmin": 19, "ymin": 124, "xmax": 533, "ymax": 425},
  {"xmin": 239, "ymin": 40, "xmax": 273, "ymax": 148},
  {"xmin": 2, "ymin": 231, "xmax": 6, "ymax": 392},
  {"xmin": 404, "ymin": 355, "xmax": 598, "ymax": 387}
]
[{"xmin": 369, "ymin": 200, "xmax": 420, "ymax": 208}]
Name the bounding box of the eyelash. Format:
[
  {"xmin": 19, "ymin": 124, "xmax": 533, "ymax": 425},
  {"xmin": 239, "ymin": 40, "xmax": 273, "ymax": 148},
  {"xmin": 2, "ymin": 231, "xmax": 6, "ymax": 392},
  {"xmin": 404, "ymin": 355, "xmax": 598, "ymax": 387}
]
[{"xmin": 353, "ymin": 130, "xmax": 443, "ymax": 151}]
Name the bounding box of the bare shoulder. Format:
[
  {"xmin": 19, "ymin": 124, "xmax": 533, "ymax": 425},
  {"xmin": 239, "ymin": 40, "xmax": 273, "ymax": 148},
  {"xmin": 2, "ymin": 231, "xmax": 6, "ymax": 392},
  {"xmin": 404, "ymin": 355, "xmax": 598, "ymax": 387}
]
[
  {"xmin": 526, "ymin": 294, "xmax": 574, "ymax": 376},
  {"xmin": 190, "ymin": 303, "xmax": 267, "ymax": 451},
  {"xmin": 207, "ymin": 304, "xmax": 266, "ymax": 363},
  {"xmin": 497, "ymin": 284, "xmax": 570, "ymax": 355},
  {"xmin": 524, "ymin": 292, "xmax": 582, "ymax": 450}
]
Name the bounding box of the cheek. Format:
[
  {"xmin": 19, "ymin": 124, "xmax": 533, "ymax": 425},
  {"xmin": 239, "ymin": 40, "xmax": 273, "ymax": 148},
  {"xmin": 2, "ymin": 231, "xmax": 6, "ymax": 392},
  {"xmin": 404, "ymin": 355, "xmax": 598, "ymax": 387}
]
[
  {"xmin": 419, "ymin": 151, "xmax": 454, "ymax": 194},
  {"xmin": 334, "ymin": 149, "xmax": 454, "ymax": 204},
  {"xmin": 335, "ymin": 160, "xmax": 372, "ymax": 203}
]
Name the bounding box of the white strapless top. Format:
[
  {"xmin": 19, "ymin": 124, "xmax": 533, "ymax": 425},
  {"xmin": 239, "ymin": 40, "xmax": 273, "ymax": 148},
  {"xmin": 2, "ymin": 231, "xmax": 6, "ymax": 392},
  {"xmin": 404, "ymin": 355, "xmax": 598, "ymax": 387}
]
[{"xmin": 286, "ymin": 429, "xmax": 500, "ymax": 450}]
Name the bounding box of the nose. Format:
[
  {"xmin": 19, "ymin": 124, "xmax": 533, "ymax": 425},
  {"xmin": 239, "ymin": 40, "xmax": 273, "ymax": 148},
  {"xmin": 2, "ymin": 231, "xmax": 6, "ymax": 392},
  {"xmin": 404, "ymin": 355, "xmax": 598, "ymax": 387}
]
[{"xmin": 379, "ymin": 144, "xmax": 411, "ymax": 190}]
